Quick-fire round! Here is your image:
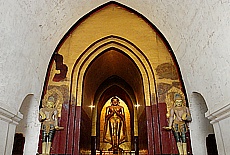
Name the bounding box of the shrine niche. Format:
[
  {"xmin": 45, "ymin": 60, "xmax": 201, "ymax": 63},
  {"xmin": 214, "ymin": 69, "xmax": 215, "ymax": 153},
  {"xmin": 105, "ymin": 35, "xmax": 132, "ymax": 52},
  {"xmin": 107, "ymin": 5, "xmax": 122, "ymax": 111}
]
[
  {"xmin": 100, "ymin": 97, "xmax": 131, "ymax": 152},
  {"xmin": 38, "ymin": 1, "xmax": 192, "ymax": 155}
]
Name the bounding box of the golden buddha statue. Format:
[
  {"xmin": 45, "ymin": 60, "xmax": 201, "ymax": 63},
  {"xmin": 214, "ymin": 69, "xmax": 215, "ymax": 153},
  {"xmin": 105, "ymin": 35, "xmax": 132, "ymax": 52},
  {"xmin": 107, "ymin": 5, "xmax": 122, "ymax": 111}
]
[{"xmin": 103, "ymin": 97, "xmax": 127, "ymax": 152}]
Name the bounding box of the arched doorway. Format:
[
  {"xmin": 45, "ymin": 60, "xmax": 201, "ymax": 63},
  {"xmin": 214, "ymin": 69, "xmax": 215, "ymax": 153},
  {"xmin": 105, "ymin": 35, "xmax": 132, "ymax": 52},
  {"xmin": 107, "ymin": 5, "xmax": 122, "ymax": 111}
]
[
  {"xmin": 14, "ymin": 94, "xmax": 40, "ymax": 155},
  {"xmin": 189, "ymin": 92, "xmax": 217, "ymax": 155},
  {"xmin": 38, "ymin": 2, "xmax": 192, "ymax": 154}
]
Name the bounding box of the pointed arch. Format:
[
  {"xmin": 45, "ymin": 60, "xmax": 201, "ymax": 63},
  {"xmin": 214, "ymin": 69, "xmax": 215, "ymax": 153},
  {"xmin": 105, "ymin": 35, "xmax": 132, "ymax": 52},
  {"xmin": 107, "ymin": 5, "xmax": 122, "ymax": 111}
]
[
  {"xmin": 39, "ymin": 1, "xmax": 188, "ymax": 154},
  {"xmin": 70, "ymin": 35, "xmax": 156, "ymax": 107}
]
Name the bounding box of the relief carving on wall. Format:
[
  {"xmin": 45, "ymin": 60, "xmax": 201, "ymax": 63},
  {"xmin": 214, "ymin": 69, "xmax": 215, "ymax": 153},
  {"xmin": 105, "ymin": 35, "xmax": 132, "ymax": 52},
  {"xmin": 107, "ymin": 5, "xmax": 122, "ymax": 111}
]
[
  {"xmin": 157, "ymin": 82, "xmax": 181, "ymax": 103},
  {"xmin": 156, "ymin": 63, "xmax": 178, "ymax": 80}
]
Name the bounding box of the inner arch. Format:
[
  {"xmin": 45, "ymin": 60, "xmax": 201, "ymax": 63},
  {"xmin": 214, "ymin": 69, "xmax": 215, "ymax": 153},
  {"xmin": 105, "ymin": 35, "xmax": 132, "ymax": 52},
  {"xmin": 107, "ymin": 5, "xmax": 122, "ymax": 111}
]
[{"xmin": 71, "ymin": 35, "xmax": 156, "ymax": 108}]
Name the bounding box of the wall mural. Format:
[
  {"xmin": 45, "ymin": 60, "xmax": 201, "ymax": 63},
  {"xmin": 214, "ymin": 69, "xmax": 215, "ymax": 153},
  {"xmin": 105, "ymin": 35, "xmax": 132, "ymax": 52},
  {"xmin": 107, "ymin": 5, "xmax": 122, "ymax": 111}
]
[
  {"xmin": 156, "ymin": 63, "xmax": 178, "ymax": 80},
  {"xmin": 52, "ymin": 53, "xmax": 68, "ymax": 82}
]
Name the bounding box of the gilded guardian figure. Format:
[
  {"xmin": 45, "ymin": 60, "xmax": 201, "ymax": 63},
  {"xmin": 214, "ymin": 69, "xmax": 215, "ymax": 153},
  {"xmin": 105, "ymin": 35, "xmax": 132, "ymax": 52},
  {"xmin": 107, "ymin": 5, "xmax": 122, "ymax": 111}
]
[
  {"xmin": 164, "ymin": 93, "xmax": 192, "ymax": 155},
  {"xmin": 39, "ymin": 96, "xmax": 63, "ymax": 155}
]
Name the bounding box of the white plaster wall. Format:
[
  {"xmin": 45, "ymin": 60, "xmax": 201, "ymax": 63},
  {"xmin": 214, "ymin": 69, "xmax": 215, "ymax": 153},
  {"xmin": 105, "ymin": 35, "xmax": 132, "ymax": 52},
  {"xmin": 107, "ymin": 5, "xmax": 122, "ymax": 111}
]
[
  {"xmin": 5, "ymin": 123, "xmax": 17, "ymax": 155},
  {"xmin": 218, "ymin": 117, "xmax": 230, "ymax": 154},
  {"xmin": 0, "ymin": 120, "xmax": 9, "ymax": 154},
  {"xmin": 189, "ymin": 92, "xmax": 215, "ymax": 155},
  {"xmin": 0, "ymin": 107, "xmax": 22, "ymax": 155},
  {"xmin": 212, "ymin": 122, "xmax": 225, "ymax": 155},
  {"xmin": 206, "ymin": 104, "xmax": 230, "ymax": 155},
  {"xmin": 1, "ymin": 0, "xmax": 230, "ymax": 154},
  {"xmin": 16, "ymin": 94, "xmax": 40, "ymax": 155},
  {"xmin": 0, "ymin": 121, "xmax": 17, "ymax": 155}
]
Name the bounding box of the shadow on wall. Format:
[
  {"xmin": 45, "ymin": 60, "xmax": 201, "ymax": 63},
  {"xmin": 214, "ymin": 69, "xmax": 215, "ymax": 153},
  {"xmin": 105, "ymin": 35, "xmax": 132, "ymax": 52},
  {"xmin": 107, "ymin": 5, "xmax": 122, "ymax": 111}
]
[
  {"xmin": 12, "ymin": 133, "xmax": 25, "ymax": 155},
  {"xmin": 206, "ymin": 134, "xmax": 218, "ymax": 155}
]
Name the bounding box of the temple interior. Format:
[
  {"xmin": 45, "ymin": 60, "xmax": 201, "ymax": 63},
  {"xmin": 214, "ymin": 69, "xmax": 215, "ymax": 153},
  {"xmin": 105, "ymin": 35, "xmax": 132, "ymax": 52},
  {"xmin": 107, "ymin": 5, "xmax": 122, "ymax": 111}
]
[{"xmin": 2, "ymin": 1, "xmax": 230, "ymax": 155}]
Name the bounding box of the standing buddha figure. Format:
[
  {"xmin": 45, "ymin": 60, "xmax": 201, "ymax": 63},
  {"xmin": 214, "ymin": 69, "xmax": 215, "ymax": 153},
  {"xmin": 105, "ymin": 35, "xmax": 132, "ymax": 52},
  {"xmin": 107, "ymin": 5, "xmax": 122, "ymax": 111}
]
[{"xmin": 103, "ymin": 96, "xmax": 127, "ymax": 152}]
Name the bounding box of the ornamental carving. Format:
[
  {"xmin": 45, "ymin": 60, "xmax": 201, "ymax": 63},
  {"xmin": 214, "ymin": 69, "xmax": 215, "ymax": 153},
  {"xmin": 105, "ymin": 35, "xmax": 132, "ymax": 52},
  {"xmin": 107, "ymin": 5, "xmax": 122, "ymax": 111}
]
[{"xmin": 156, "ymin": 63, "xmax": 178, "ymax": 80}]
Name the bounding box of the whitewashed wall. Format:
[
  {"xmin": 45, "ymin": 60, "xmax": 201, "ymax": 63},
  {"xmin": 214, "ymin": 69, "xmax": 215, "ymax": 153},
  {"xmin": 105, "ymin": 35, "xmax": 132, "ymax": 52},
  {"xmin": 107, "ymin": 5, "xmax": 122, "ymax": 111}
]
[
  {"xmin": 15, "ymin": 94, "xmax": 41, "ymax": 155},
  {"xmin": 189, "ymin": 92, "xmax": 215, "ymax": 155},
  {"xmin": 0, "ymin": 0, "xmax": 230, "ymax": 154}
]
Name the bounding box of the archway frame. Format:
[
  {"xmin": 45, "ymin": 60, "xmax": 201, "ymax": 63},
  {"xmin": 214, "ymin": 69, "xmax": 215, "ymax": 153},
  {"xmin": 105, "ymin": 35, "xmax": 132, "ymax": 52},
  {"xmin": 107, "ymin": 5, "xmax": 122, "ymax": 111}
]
[
  {"xmin": 70, "ymin": 35, "xmax": 157, "ymax": 153},
  {"xmin": 70, "ymin": 35, "xmax": 156, "ymax": 108},
  {"xmin": 38, "ymin": 1, "xmax": 189, "ymax": 154}
]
